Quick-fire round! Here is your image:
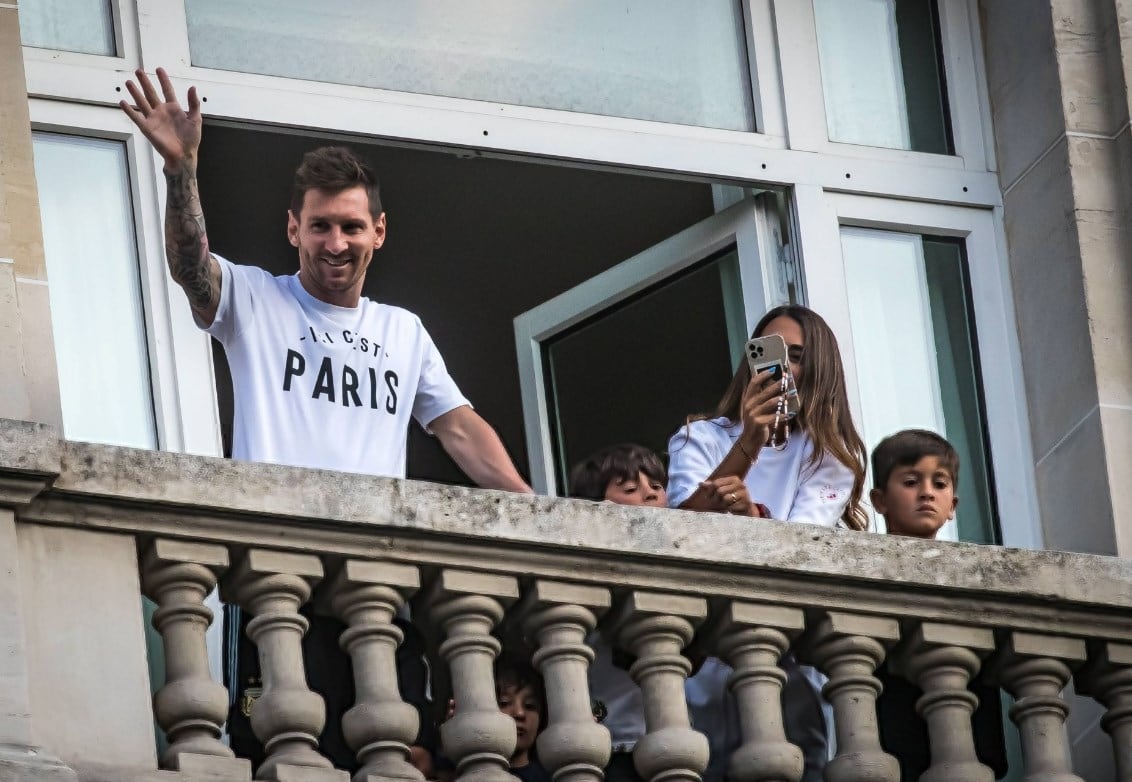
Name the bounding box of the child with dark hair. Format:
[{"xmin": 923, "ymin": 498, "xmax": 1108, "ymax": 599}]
[
  {"xmin": 568, "ymin": 443, "xmax": 668, "ymax": 507},
  {"xmin": 439, "ymin": 654, "xmax": 551, "ymax": 782},
  {"xmin": 869, "ymin": 428, "xmax": 960, "ymax": 537},
  {"xmin": 569, "ymin": 444, "xmax": 666, "ymax": 782},
  {"xmin": 495, "ymin": 656, "xmax": 551, "ymax": 782},
  {"xmin": 870, "ymin": 429, "xmax": 1007, "ymax": 780}
]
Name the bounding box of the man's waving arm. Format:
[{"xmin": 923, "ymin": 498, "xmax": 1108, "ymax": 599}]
[
  {"xmin": 120, "ymin": 67, "xmax": 221, "ymax": 326},
  {"xmin": 429, "ymin": 406, "xmax": 533, "ymax": 493}
]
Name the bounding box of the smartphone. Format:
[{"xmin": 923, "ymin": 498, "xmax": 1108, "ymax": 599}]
[
  {"xmin": 746, "ymin": 334, "xmax": 788, "ymax": 379},
  {"xmin": 745, "ymin": 334, "xmax": 800, "ymax": 417}
]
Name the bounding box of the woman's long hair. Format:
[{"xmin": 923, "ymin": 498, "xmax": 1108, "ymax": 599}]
[{"xmin": 691, "ymin": 305, "xmax": 868, "ymax": 530}]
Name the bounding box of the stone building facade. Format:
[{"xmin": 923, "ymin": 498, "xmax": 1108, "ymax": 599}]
[{"xmin": 1, "ymin": 1, "xmax": 1131, "ymax": 780}]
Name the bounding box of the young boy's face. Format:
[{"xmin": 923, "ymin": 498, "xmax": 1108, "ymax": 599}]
[
  {"xmin": 498, "ymin": 683, "xmax": 542, "ymax": 759},
  {"xmin": 869, "ymin": 455, "xmax": 958, "ymax": 539},
  {"xmin": 604, "ymin": 471, "xmax": 667, "ymax": 507}
]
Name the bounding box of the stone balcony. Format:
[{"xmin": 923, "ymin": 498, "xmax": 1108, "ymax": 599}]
[{"xmin": 1, "ymin": 417, "xmax": 1130, "ymax": 782}]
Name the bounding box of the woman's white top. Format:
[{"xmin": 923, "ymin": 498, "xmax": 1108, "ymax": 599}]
[
  {"xmin": 667, "ymin": 417, "xmax": 854, "ymax": 771},
  {"xmin": 666, "ymin": 417, "xmax": 853, "ymax": 526}
]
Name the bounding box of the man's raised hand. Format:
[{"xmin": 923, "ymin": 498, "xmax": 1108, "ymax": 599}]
[
  {"xmin": 120, "ymin": 67, "xmax": 219, "ymax": 324},
  {"xmin": 119, "ymin": 67, "xmax": 201, "ymax": 172}
]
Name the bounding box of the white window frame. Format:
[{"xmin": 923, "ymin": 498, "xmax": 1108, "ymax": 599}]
[
  {"xmin": 774, "ymin": 0, "xmax": 993, "ymax": 171},
  {"xmin": 135, "ymin": 0, "xmax": 784, "ymax": 135},
  {"xmin": 20, "ymin": 0, "xmax": 141, "ymax": 67},
  {"xmin": 20, "ymin": 0, "xmax": 1001, "ymax": 206},
  {"xmin": 513, "ymin": 199, "xmax": 773, "ymax": 494},
  {"xmin": 28, "ymin": 99, "xmax": 223, "ymax": 457},
  {"xmin": 794, "ymin": 187, "xmax": 1042, "ymax": 549}
]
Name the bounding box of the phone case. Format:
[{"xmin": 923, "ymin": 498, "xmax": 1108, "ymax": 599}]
[
  {"xmin": 745, "ymin": 334, "xmax": 800, "ymax": 417},
  {"xmin": 746, "ymin": 334, "xmax": 788, "ymax": 377}
]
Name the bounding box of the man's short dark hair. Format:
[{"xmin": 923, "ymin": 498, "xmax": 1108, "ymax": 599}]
[
  {"xmin": 290, "ymin": 146, "xmax": 383, "ymax": 220},
  {"xmin": 871, "ymin": 429, "xmax": 960, "ymax": 490},
  {"xmin": 568, "ymin": 443, "xmax": 667, "ymax": 501}
]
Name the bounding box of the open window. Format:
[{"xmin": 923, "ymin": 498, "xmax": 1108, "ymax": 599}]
[{"xmin": 515, "ymin": 193, "xmax": 797, "ymax": 494}]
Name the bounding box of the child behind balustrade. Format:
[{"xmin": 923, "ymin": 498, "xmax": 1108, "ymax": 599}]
[
  {"xmin": 437, "ymin": 654, "xmax": 551, "ymax": 782},
  {"xmin": 870, "ymin": 429, "xmax": 1008, "ymax": 780},
  {"xmin": 569, "ymin": 444, "xmax": 666, "ymax": 782}
]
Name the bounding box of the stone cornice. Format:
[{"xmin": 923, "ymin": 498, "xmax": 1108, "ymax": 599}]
[{"xmin": 0, "ymin": 419, "xmax": 60, "ymax": 507}]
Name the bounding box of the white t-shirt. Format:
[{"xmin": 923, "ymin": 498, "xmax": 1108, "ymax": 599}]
[
  {"xmin": 666, "ymin": 418, "xmax": 853, "ymax": 526},
  {"xmin": 204, "ymin": 256, "xmax": 469, "ymax": 477}
]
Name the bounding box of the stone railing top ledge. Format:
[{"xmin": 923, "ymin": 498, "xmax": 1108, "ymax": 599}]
[
  {"xmin": 0, "ymin": 418, "xmax": 61, "ymax": 477},
  {"xmin": 4, "ymin": 418, "xmax": 1132, "ymax": 612}
]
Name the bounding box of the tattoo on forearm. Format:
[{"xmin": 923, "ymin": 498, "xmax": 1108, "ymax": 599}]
[{"xmin": 164, "ymin": 165, "xmax": 215, "ymax": 312}]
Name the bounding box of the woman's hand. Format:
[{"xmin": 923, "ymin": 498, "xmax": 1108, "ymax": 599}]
[
  {"xmin": 739, "ymin": 369, "xmax": 785, "ymax": 451},
  {"xmin": 700, "ymin": 475, "xmax": 758, "ymax": 516}
]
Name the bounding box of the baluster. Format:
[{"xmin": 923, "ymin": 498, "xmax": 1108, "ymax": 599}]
[
  {"xmin": 801, "ymin": 611, "xmax": 900, "ymax": 782},
  {"xmin": 141, "ymin": 539, "xmax": 251, "ymax": 778},
  {"xmin": 222, "ymin": 549, "xmax": 346, "ymax": 782},
  {"xmin": 520, "ymin": 580, "xmax": 612, "ymax": 782},
  {"xmin": 327, "ymin": 560, "xmax": 423, "ymax": 782},
  {"xmin": 427, "ymin": 569, "xmax": 519, "ymax": 782},
  {"xmin": 1077, "ymin": 641, "xmax": 1132, "ymax": 782},
  {"xmin": 710, "ymin": 601, "xmax": 804, "ymax": 782},
  {"xmin": 611, "ymin": 591, "xmax": 709, "ymax": 782},
  {"xmin": 890, "ymin": 622, "xmax": 995, "ymax": 782},
  {"xmin": 995, "ymin": 632, "xmax": 1086, "ymax": 782}
]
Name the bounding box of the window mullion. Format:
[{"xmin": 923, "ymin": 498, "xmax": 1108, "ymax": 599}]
[
  {"xmin": 136, "ymin": 0, "xmax": 192, "ymax": 73},
  {"xmin": 771, "ymin": 0, "xmax": 829, "ymax": 151},
  {"xmin": 744, "ymin": 0, "xmax": 787, "ymax": 139}
]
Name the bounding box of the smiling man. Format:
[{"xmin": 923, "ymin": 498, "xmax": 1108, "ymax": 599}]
[{"xmin": 120, "ymin": 68, "xmax": 531, "ymax": 489}]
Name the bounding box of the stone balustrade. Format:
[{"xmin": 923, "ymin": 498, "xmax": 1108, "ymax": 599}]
[{"xmin": 1, "ymin": 419, "xmax": 1131, "ymax": 782}]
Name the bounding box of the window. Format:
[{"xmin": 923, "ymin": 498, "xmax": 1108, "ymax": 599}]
[
  {"xmin": 515, "ymin": 199, "xmax": 782, "ymax": 494},
  {"xmin": 18, "ymin": 0, "xmax": 116, "ymax": 56},
  {"xmin": 840, "ymin": 227, "xmax": 995, "ymax": 542},
  {"xmin": 32, "ymin": 133, "xmax": 155, "ymax": 449},
  {"xmin": 545, "ymin": 249, "xmax": 741, "ymax": 491},
  {"xmin": 183, "ymin": 0, "xmax": 756, "ymax": 131},
  {"xmin": 794, "ymin": 192, "xmax": 1038, "ymax": 547},
  {"xmin": 813, "ymin": 0, "xmax": 952, "ymax": 153}
]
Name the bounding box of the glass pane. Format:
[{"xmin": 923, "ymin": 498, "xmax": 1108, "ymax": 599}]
[
  {"xmin": 18, "ymin": 0, "xmax": 115, "ymax": 56},
  {"xmin": 185, "ymin": 0, "xmax": 756, "ymax": 132},
  {"xmin": 921, "ymin": 237, "xmax": 996, "ymax": 544},
  {"xmin": 813, "ymin": 0, "xmax": 951, "ymax": 153},
  {"xmin": 546, "ymin": 249, "xmax": 740, "ymax": 492},
  {"xmin": 32, "ymin": 134, "xmax": 155, "ymax": 449},
  {"xmin": 841, "ymin": 227, "xmax": 997, "ymax": 543}
]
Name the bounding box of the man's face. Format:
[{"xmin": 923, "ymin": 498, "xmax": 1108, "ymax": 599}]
[{"xmin": 288, "ymin": 186, "xmax": 386, "ymax": 308}]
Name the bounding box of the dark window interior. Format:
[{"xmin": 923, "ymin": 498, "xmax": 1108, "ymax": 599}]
[{"xmin": 545, "ymin": 249, "xmax": 737, "ymax": 492}]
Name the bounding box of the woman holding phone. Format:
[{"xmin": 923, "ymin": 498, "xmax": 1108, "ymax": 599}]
[
  {"xmin": 668, "ymin": 304, "xmax": 868, "ymax": 782},
  {"xmin": 667, "ymin": 304, "xmax": 867, "ymax": 528}
]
